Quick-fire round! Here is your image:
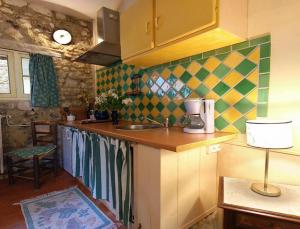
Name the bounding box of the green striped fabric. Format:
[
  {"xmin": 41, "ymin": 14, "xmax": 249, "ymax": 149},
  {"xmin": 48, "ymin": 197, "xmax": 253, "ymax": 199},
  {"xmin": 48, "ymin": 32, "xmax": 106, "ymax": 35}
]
[{"xmin": 71, "ymin": 129, "xmax": 132, "ymax": 226}]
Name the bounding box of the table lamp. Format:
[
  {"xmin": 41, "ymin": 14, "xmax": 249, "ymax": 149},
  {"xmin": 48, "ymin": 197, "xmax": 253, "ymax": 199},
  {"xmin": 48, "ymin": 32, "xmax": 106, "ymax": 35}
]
[{"xmin": 246, "ymin": 120, "xmax": 293, "ymax": 197}]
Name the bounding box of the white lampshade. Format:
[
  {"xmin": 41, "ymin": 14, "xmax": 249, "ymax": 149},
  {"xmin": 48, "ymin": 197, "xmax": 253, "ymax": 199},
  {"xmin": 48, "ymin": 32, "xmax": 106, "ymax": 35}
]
[{"xmin": 246, "ymin": 120, "xmax": 293, "ymax": 149}]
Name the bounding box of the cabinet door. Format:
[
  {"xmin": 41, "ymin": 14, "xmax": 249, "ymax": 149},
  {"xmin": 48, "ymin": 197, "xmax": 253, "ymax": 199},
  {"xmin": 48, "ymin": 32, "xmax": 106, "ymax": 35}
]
[
  {"xmin": 155, "ymin": 0, "xmax": 217, "ymax": 46},
  {"xmin": 120, "ymin": 0, "xmax": 154, "ymax": 59}
]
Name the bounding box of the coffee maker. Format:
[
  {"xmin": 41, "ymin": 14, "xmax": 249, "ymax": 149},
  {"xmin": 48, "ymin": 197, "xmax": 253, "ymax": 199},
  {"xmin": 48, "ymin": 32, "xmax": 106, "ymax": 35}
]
[{"xmin": 183, "ymin": 98, "xmax": 215, "ymax": 134}]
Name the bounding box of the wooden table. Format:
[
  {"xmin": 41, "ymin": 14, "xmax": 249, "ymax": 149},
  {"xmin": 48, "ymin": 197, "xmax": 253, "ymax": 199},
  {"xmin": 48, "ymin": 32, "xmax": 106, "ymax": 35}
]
[{"xmin": 218, "ymin": 177, "xmax": 300, "ymax": 229}]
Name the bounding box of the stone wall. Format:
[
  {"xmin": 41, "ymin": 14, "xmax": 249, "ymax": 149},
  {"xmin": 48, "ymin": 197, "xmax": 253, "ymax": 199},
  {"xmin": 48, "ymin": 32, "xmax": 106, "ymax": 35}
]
[{"xmin": 0, "ymin": 0, "xmax": 94, "ymax": 151}]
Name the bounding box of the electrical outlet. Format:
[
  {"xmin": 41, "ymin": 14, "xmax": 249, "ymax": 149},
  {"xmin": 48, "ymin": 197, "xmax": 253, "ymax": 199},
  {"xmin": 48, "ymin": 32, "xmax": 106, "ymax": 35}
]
[{"xmin": 208, "ymin": 144, "xmax": 221, "ymax": 153}]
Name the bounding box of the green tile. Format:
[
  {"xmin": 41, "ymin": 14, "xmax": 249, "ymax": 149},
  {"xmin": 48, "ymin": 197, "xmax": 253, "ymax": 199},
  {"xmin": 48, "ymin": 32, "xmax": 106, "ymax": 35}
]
[
  {"xmin": 216, "ymin": 53, "xmax": 229, "ymax": 61},
  {"xmin": 156, "ymin": 114, "xmax": 165, "ymax": 123},
  {"xmin": 168, "ymin": 65, "xmax": 177, "ymax": 72},
  {"xmin": 238, "ymin": 46, "xmax": 256, "ymax": 57},
  {"xmin": 123, "ymin": 113, "xmax": 129, "ymax": 120},
  {"xmin": 203, "ymin": 50, "xmax": 216, "ymax": 58},
  {"xmin": 138, "ymin": 103, "xmax": 145, "ymax": 111},
  {"xmin": 257, "ymin": 103, "xmax": 268, "ymax": 117},
  {"xmin": 215, "ymin": 99, "xmax": 230, "ymax": 113},
  {"xmin": 123, "ymin": 83, "xmax": 129, "ymax": 91},
  {"xmin": 146, "ymin": 91, "xmax": 154, "ymax": 99},
  {"xmin": 117, "ymin": 85, "xmax": 122, "ymax": 91},
  {"xmin": 216, "ymin": 46, "xmax": 231, "ymax": 54},
  {"xmin": 130, "ymin": 113, "xmax": 137, "ymax": 121},
  {"xmin": 181, "ymin": 62, "xmax": 190, "ymax": 69},
  {"xmin": 180, "ymin": 71, "xmax": 192, "ymax": 83},
  {"xmin": 168, "ymin": 114, "xmax": 177, "ymax": 125},
  {"xmin": 157, "ymin": 88, "xmax": 165, "ymax": 98},
  {"xmin": 167, "ymin": 88, "xmax": 177, "ymax": 99},
  {"xmin": 191, "ymin": 53, "xmax": 203, "ymax": 60},
  {"xmin": 215, "ymin": 116, "xmax": 229, "ymax": 130},
  {"xmin": 234, "ymin": 79, "xmax": 256, "ymax": 95},
  {"xmin": 156, "ymin": 102, "xmax": 164, "ymax": 112},
  {"xmin": 260, "ymin": 43, "xmax": 271, "ymax": 58},
  {"xmin": 250, "ymin": 35, "xmax": 270, "ymax": 46},
  {"xmin": 96, "ymin": 89, "xmax": 100, "ymax": 94},
  {"xmin": 259, "ymin": 58, "xmax": 270, "ymax": 73},
  {"xmin": 180, "ymin": 86, "xmax": 192, "ymax": 98},
  {"xmin": 123, "ymin": 73, "xmax": 129, "ymax": 81},
  {"xmin": 179, "ymin": 102, "xmax": 186, "ymax": 112},
  {"xmin": 259, "ymin": 73, "xmax": 270, "ymax": 88},
  {"xmin": 234, "ymin": 98, "xmax": 255, "ymax": 114},
  {"xmin": 196, "ymin": 68, "xmax": 210, "ymax": 81},
  {"xmin": 196, "ymin": 58, "xmax": 208, "ymax": 65},
  {"xmin": 171, "ymin": 59, "xmax": 180, "ymax": 65},
  {"xmin": 96, "ymin": 81, "xmax": 100, "ymax": 87},
  {"xmin": 258, "ymin": 88, "xmax": 269, "ymax": 103},
  {"xmin": 178, "ymin": 57, "xmax": 191, "ymax": 64},
  {"xmin": 167, "ymin": 101, "xmax": 177, "ymax": 112},
  {"xmin": 146, "ymin": 103, "xmax": 154, "ymax": 111},
  {"xmin": 167, "ymin": 74, "xmax": 177, "ymax": 85},
  {"xmin": 116, "ymin": 76, "xmax": 122, "ymax": 82},
  {"xmin": 235, "ymin": 59, "xmax": 257, "ymax": 76},
  {"xmin": 213, "ymin": 82, "xmax": 230, "ymax": 96},
  {"xmin": 233, "ymin": 116, "xmax": 247, "ymax": 133},
  {"xmin": 138, "ymin": 114, "xmax": 145, "ymax": 121},
  {"xmin": 213, "ymin": 64, "xmax": 230, "ymax": 79},
  {"xmin": 232, "ymin": 41, "xmax": 249, "ymax": 50},
  {"xmin": 195, "ymin": 84, "xmax": 209, "ymax": 97}
]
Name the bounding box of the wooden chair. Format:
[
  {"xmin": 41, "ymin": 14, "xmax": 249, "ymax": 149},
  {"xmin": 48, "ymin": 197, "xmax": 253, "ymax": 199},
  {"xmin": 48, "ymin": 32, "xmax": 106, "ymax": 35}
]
[{"xmin": 6, "ymin": 121, "xmax": 58, "ymax": 189}]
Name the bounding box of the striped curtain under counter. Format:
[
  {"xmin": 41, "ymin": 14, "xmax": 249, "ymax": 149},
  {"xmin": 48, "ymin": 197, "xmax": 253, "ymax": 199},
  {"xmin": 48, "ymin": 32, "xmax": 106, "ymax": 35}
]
[{"xmin": 70, "ymin": 129, "xmax": 132, "ymax": 226}]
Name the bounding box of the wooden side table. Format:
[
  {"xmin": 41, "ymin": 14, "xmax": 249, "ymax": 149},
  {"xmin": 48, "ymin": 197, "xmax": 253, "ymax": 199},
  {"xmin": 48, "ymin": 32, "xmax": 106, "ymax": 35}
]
[{"xmin": 218, "ymin": 177, "xmax": 300, "ymax": 229}]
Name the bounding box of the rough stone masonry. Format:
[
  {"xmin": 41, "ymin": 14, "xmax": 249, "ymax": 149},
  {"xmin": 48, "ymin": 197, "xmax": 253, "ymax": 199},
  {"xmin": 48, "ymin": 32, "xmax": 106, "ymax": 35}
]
[{"xmin": 0, "ymin": 0, "xmax": 94, "ymax": 151}]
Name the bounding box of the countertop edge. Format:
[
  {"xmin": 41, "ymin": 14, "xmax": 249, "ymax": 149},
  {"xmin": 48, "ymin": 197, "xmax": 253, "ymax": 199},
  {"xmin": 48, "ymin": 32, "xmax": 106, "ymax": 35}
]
[{"xmin": 59, "ymin": 122, "xmax": 237, "ymax": 152}]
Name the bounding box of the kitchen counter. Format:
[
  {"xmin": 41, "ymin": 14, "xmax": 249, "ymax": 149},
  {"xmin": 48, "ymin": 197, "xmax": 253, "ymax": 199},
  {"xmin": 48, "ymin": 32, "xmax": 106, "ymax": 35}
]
[{"xmin": 60, "ymin": 120, "xmax": 236, "ymax": 152}]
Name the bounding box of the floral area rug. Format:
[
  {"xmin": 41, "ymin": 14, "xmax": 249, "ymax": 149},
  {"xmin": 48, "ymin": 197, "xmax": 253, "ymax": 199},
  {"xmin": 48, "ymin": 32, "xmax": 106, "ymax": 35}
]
[{"xmin": 20, "ymin": 187, "xmax": 117, "ymax": 229}]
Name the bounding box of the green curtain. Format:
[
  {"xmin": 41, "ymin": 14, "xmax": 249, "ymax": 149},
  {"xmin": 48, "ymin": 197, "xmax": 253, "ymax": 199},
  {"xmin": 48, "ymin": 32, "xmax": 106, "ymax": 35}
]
[
  {"xmin": 72, "ymin": 130, "xmax": 132, "ymax": 226},
  {"xmin": 29, "ymin": 54, "xmax": 59, "ymax": 107}
]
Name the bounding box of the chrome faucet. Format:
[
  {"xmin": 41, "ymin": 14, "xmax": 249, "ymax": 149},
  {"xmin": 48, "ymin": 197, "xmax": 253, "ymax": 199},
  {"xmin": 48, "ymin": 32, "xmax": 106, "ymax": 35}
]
[{"xmin": 147, "ymin": 117, "xmax": 169, "ymax": 128}]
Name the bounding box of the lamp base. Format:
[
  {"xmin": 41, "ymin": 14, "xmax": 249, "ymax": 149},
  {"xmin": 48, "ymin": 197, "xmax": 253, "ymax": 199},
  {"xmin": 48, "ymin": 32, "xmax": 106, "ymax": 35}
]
[{"xmin": 251, "ymin": 183, "xmax": 281, "ymax": 197}]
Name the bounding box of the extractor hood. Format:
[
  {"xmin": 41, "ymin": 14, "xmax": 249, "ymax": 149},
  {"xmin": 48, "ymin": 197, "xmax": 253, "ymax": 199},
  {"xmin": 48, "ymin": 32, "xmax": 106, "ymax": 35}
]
[{"xmin": 75, "ymin": 7, "xmax": 121, "ymax": 66}]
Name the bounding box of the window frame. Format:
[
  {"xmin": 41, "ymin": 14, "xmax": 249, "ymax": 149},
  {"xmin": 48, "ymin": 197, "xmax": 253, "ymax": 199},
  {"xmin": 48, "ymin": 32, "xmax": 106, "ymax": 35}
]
[{"xmin": 0, "ymin": 49, "xmax": 30, "ymax": 100}]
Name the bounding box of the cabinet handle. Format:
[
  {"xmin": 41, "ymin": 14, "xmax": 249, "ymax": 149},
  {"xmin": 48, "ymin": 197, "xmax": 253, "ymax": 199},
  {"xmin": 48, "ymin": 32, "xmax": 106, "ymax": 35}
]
[
  {"xmin": 155, "ymin": 16, "xmax": 160, "ymax": 29},
  {"xmin": 145, "ymin": 21, "xmax": 150, "ymax": 34}
]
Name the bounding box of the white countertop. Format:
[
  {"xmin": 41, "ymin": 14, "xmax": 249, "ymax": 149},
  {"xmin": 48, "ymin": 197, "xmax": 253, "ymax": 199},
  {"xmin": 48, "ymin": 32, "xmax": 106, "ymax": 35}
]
[{"xmin": 224, "ymin": 177, "xmax": 300, "ymax": 217}]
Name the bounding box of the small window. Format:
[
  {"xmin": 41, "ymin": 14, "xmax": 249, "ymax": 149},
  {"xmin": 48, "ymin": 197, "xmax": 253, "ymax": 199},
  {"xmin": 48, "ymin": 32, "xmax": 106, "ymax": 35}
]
[
  {"xmin": 0, "ymin": 49, "xmax": 30, "ymax": 100},
  {"xmin": 0, "ymin": 55, "xmax": 11, "ymax": 94},
  {"xmin": 21, "ymin": 57, "xmax": 30, "ymax": 95}
]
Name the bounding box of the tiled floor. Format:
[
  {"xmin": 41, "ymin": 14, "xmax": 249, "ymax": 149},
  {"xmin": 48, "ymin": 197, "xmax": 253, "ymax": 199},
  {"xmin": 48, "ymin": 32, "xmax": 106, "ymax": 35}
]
[{"xmin": 0, "ymin": 170, "xmax": 126, "ymax": 229}]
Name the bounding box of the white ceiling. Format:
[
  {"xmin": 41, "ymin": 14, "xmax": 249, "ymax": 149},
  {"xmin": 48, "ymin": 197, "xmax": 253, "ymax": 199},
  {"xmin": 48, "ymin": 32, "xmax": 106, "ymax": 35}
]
[{"xmin": 35, "ymin": 0, "xmax": 123, "ymax": 19}]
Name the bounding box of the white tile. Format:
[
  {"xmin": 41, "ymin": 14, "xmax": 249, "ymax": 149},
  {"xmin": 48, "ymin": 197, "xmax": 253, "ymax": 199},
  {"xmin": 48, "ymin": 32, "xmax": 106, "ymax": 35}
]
[
  {"xmin": 174, "ymin": 80, "xmax": 184, "ymax": 91},
  {"xmin": 151, "ymin": 84, "xmax": 159, "ymax": 93},
  {"xmin": 161, "ymin": 82, "xmax": 170, "ymax": 92}
]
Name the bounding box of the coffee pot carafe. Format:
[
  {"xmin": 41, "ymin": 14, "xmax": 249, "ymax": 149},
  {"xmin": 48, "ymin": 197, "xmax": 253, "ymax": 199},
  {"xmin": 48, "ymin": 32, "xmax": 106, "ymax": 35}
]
[{"xmin": 183, "ymin": 98, "xmax": 215, "ymax": 134}]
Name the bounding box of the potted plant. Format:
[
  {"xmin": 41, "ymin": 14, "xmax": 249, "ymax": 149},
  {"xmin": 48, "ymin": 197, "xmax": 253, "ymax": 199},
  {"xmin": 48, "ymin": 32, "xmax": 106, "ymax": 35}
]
[
  {"xmin": 107, "ymin": 89, "xmax": 132, "ymax": 125},
  {"xmin": 94, "ymin": 93, "xmax": 109, "ymax": 120}
]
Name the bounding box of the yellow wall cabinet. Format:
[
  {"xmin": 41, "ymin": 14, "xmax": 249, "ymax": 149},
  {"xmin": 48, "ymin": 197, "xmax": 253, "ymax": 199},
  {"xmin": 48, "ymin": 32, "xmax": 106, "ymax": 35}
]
[
  {"xmin": 132, "ymin": 144, "xmax": 218, "ymax": 229},
  {"xmin": 120, "ymin": 0, "xmax": 248, "ymax": 67}
]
